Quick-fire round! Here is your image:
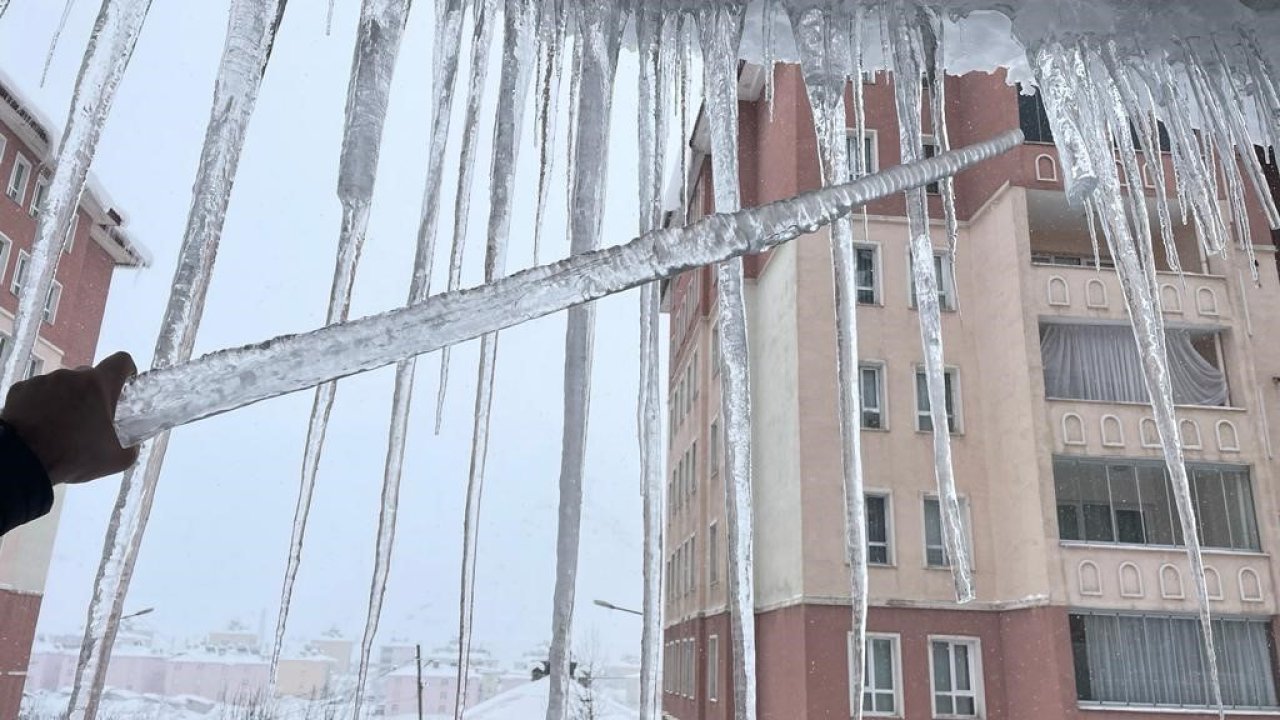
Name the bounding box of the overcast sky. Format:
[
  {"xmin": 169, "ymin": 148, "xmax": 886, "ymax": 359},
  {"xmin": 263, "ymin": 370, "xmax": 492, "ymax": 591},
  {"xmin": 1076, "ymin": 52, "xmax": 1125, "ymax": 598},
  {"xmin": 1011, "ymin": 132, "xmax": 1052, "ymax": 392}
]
[{"xmin": 1, "ymin": 1, "xmax": 659, "ymax": 664}]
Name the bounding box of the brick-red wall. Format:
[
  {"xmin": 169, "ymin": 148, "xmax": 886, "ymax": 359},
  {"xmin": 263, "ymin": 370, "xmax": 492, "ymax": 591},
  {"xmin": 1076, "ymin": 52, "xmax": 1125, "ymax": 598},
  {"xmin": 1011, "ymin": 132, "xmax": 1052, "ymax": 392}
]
[{"xmin": 0, "ymin": 589, "xmax": 43, "ymax": 717}]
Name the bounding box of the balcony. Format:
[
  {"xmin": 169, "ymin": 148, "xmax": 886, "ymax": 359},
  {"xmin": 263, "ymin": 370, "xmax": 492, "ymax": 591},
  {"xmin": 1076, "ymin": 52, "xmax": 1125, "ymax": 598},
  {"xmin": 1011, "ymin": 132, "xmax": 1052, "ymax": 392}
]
[
  {"xmin": 1059, "ymin": 543, "xmax": 1273, "ymax": 616},
  {"xmin": 1030, "ymin": 262, "xmax": 1232, "ymax": 326},
  {"xmin": 1045, "ymin": 399, "xmax": 1253, "ymax": 464}
]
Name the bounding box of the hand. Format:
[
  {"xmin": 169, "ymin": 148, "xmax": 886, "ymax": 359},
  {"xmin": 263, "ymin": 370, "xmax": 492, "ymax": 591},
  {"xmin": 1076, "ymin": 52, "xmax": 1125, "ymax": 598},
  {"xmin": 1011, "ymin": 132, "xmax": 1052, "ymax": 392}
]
[{"xmin": 2, "ymin": 351, "xmax": 141, "ymax": 485}]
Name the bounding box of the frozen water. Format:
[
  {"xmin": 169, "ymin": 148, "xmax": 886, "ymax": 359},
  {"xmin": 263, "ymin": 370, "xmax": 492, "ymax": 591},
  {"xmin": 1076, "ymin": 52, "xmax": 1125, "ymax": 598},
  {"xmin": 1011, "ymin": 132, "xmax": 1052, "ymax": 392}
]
[
  {"xmin": 68, "ymin": 2, "xmax": 284, "ymax": 718},
  {"xmin": 41, "ymin": 0, "xmax": 77, "ymax": 86}
]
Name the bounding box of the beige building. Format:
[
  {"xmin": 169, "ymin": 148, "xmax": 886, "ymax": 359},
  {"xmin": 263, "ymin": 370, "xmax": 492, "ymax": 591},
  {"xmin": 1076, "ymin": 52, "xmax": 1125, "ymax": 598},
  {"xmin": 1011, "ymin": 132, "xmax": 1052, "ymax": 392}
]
[{"xmin": 662, "ymin": 65, "xmax": 1280, "ymax": 720}]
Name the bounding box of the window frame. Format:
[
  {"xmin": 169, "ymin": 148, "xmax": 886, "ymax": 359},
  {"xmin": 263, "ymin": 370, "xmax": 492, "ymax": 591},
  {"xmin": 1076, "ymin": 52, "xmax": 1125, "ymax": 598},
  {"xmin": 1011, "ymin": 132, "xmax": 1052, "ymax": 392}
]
[
  {"xmin": 0, "ymin": 233, "xmax": 12, "ymax": 288},
  {"xmin": 852, "ymin": 632, "xmax": 903, "ymax": 718},
  {"xmin": 859, "ymin": 361, "xmax": 887, "ymax": 430},
  {"xmin": 44, "ymin": 280, "xmax": 62, "ymax": 325},
  {"xmin": 923, "ymin": 495, "xmax": 971, "ymax": 570},
  {"xmin": 854, "ymin": 242, "xmax": 882, "ymax": 306},
  {"xmin": 865, "ymin": 491, "xmax": 894, "ymax": 566},
  {"xmin": 928, "ymin": 636, "xmax": 985, "ymax": 719},
  {"xmin": 846, "ymin": 128, "xmax": 880, "ymax": 179},
  {"xmin": 707, "ymin": 634, "xmax": 720, "ymax": 702},
  {"xmin": 921, "ymin": 136, "xmax": 942, "ymax": 195},
  {"xmin": 11, "ymin": 248, "xmax": 29, "ymax": 297},
  {"xmin": 708, "ymin": 520, "xmax": 719, "ymax": 586},
  {"xmin": 7, "ymin": 152, "xmax": 31, "ymax": 204},
  {"xmin": 908, "ymin": 248, "xmax": 957, "ymax": 312},
  {"xmin": 30, "ymin": 173, "xmax": 49, "ymax": 217},
  {"xmin": 65, "ymin": 212, "xmax": 79, "ymax": 253},
  {"xmin": 709, "ymin": 417, "xmax": 721, "ymax": 477},
  {"xmin": 914, "ymin": 366, "xmax": 961, "ymax": 434}
]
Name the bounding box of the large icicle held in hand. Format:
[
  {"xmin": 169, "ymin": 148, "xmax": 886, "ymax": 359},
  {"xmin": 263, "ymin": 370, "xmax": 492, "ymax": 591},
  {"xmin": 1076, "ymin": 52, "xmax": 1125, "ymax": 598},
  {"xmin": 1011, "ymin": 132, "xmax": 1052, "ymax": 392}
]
[
  {"xmin": 434, "ymin": 0, "xmax": 498, "ymax": 434},
  {"xmin": 67, "ymin": 3, "xmax": 286, "ymax": 719},
  {"xmin": 0, "ymin": 0, "xmax": 151, "ymax": 391},
  {"xmin": 885, "ymin": 2, "xmax": 974, "ymax": 603},
  {"xmin": 698, "ymin": 4, "xmax": 760, "ymax": 720},
  {"xmin": 544, "ymin": 6, "xmax": 625, "ymax": 720},
  {"xmin": 273, "ymin": 2, "xmax": 414, "ymax": 712},
  {"xmin": 114, "ymin": 132, "xmax": 1022, "ymax": 444},
  {"xmin": 634, "ymin": 6, "xmax": 670, "ymax": 719},
  {"xmin": 786, "ymin": 3, "xmax": 870, "ymax": 718},
  {"xmin": 445, "ymin": 1, "xmax": 537, "ymax": 718}
]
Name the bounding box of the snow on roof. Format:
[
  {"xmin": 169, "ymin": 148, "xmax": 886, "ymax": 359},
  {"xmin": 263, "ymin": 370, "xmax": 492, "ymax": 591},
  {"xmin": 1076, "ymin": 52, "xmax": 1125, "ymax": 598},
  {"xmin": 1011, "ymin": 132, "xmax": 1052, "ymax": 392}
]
[
  {"xmin": 459, "ymin": 678, "xmax": 636, "ymax": 720},
  {"xmin": 0, "ymin": 67, "xmax": 148, "ymax": 268}
]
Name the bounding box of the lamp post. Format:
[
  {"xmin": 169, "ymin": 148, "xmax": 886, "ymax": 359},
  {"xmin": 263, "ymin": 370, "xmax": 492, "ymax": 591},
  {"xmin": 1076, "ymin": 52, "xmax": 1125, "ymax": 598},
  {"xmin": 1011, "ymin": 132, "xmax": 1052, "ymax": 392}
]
[
  {"xmin": 121, "ymin": 607, "xmax": 154, "ymax": 621},
  {"xmin": 592, "ymin": 599, "xmax": 642, "ymax": 616}
]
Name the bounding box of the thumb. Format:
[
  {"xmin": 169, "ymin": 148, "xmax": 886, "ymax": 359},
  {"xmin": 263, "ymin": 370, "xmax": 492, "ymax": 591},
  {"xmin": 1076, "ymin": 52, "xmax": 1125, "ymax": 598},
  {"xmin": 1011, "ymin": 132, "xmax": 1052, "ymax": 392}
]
[{"xmin": 94, "ymin": 351, "xmax": 137, "ymax": 406}]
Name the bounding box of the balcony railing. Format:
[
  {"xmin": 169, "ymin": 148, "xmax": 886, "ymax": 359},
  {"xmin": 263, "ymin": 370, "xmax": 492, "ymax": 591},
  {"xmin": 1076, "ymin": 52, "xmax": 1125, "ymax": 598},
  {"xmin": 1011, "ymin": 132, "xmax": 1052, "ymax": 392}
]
[
  {"xmin": 1045, "ymin": 399, "xmax": 1253, "ymax": 463},
  {"xmin": 1029, "ymin": 262, "xmax": 1231, "ymax": 325}
]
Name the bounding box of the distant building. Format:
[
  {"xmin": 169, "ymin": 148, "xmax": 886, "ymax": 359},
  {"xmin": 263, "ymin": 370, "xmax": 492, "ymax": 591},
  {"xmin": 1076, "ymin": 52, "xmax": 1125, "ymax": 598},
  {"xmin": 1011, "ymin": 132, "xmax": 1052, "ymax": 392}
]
[
  {"xmin": 164, "ymin": 648, "xmax": 269, "ymax": 703},
  {"xmin": 275, "ymin": 653, "xmax": 334, "ymax": 699},
  {"xmin": 308, "ymin": 630, "xmax": 353, "ymax": 675},
  {"xmin": 0, "ymin": 74, "xmax": 146, "ymax": 716}
]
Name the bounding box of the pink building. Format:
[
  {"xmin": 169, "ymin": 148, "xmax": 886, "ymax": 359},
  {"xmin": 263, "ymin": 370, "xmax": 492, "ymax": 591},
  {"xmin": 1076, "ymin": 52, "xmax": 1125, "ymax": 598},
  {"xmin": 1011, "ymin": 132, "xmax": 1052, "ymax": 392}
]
[
  {"xmin": 663, "ymin": 65, "xmax": 1280, "ymax": 719},
  {"xmin": 163, "ymin": 650, "xmax": 270, "ymax": 703}
]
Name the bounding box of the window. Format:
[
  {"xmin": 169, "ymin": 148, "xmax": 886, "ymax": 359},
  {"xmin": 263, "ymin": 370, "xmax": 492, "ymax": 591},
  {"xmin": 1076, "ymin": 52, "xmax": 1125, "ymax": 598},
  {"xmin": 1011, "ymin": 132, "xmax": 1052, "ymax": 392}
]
[
  {"xmin": 30, "ymin": 174, "xmax": 48, "ymax": 216},
  {"xmin": 65, "ymin": 213, "xmax": 79, "ymax": 253},
  {"xmin": 708, "ymin": 521, "xmax": 719, "ymax": 585},
  {"xmin": 866, "ymin": 494, "xmax": 891, "ymax": 565},
  {"xmin": 26, "ymin": 356, "xmax": 43, "ymax": 379},
  {"xmin": 687, "ymin": 536, "xmax": 696, "ymax": 595},
  {"xmin": 855, "ymin": 244, "xmax": 879, "ymax": 304},
  {"xmin": 860, "ymin": 364, "xmax": 884, "ymax": 429},
  {"xmin": 0, "ymin": 233, "xmax": 11, "ymax": 284},
  {"xmin": 711, "ymin": 319, "xmax": 721, "ymax": 375},
  {"xmin": 690, "ymin": 441, "xmax": 697, "ymax": 495},
  {"xmin": 922, "ymin": 138, "xmax": 941, "ymax": 194},
  {"xmin": 1040, "ymin": 324, "xmax": 1228, "ymax": 407},
  {"xmin": 709, "ymin": 419, "xmax": 720, "ymax": 476},
  {"xmin": 7, "ymin": 153, "xmax": 31, "ymax": 203},
  {"xmin": 924, "ymin": 497, "xmax": 969, "ymax": 568},
  {"xmin": 1018, "ymin": 90, "xmax": 1054, "ymax": 143},
  {"xmin": 1070, "ymin": 613, "xmax": 1277, "ymax": 708},
  {"xmin": 909, "ymin": 250, "xmax": 956, "ymax": 311},
  {"xmin": 1053, "ymin": 457, "xmax": 1259, "ymax": 550},
  {"xmin": 915, "ymin": 368, "xmax": 959, "ymax": 433},
  {"xmin": 847, "ymin": 130, "xmax": 878, "ymax": 179},
  {"xmin": 11, "ymin": 249, "xmax": 29, "ymax": 297},
  {"xmin": 930, "ymin": 638, "xmax": 982, "ymax": 718},
  {"xmin": 1030, "ymin": 253, "xmax": 1115, "ymax": 269},
  {"xmin": 707, "ymin": 635, "xmax": 719, "ymax": 702},
  {"xmin": 44, "ymin": 281, "xmax": 62, "ymax": 325},
  {"xmin": 855, "ymin": 634, "xmax": 901, "ymax": 716}
]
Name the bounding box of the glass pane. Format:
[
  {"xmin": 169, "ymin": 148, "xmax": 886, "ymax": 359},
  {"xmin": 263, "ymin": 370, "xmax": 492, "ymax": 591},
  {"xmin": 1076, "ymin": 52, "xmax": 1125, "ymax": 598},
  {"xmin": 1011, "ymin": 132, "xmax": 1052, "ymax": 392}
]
[
  {"xmin": 954, "ymin": 644, "xmax": 971, "ymax": 690},
  {"xmin": 1223, "ymin": 470, "xmax": 1260, "ymax": 550},
  {"xmin": 932, "ymin": 641, "xmax": 951, "ymax": 692},
  {"xmin": 925, "ymin": 499, "xmax": 943, "ymax": 551},
  {"xmin": 936, "ymin": 695, "xmax": 954, "ymax": 716},
  {"xmin": 856, "ymin": 247, "xmax": 876, "ymax": 304},
  {"xmin": 1137, "ymin": 465, "xmax": 1175, "ymax": 545},
  {"xmin": 956, "ymin": 696, "xmax": 976, "ymax": 716},
  {"xmin": 1055, "ymin": 459, "xmax": 1083, "ymax": 540},
  {"xmin": 869, "ymin": 545, "xmax": 888, "ymax": 564},
  {"xmin": 875, "ymin": 692, "xmax": 895, "ymax": 713},
  {"xmin": 862, "ymin": 693, "xmax": 873, "ymax": 712},
  {"xmin": 873, "ymin": 639, "xmax": 893, "ymax": 691},
  {"xmin": 866, "ymin": 496, "xmax": 887, "ymax": 544},
  {"xmin": 1193, "ymin": 467, "xmax": 1232, "ymax": 548},
  {"xmin": 943, "ymin": 371, "xmax": 956, "ymax": 431},
  {"xmin": 1109, "ymin": 465, "xmax": 1145, "ymax": 543},
  {"xmin": 1078, "ymin": 462, "xmax": 1114, "ymax": 542}
]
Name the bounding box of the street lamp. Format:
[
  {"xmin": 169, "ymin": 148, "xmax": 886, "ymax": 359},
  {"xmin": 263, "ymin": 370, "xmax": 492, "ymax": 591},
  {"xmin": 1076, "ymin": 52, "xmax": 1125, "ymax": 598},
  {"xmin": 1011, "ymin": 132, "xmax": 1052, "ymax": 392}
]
[
  {"xmin": 121, "ymin": 607, "xmax": 154, "ymax": 621},
  {"xmin": 593, "ymin": 599, "xmax": 642, "ymax": 616}
]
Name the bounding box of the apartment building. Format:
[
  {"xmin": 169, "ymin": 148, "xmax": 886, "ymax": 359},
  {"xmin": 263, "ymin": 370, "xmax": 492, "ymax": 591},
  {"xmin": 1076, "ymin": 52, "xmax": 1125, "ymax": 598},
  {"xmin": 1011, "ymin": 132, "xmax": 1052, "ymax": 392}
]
[
  {"xmin": 661, "ymin": 64, "xmax": 1280, "ymax": 720},
  {"xmin": 0, "ymin": 76, "xmax": 146, "ymax": 716}
]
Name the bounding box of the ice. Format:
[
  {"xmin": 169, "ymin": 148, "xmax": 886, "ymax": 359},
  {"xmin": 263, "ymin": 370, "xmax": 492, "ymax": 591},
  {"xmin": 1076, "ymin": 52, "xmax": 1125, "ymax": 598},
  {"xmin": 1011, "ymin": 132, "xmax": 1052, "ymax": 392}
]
[
  {"xmin": 271, "ymin": 1, "xmax": 414, "ymax": 712},
  {"xmin": 445, "ymin": 0, "xmax": 537, "ymax": 717},
  {"xmin": 784, "ymin": 2, "xmax": 869, "ymax": 717},
  {"xmin": 634, "ymin": 6, "xmax": 669, "ymax": 718},
  {"xmin": 0, "ymin": 0, "xmax": 150, "ymax": 393},
  {"xmin": 326, "ymin": 0, "xmax": 336, "ymax": 35},
  {"xmin": 434, "ymin": 0, "xmax": 497, "ymax": 435},
  {"xmin": 531, "ymin": 0, "xmax": 568, "ymax": 265},
  {"xmin": 885, "ymin": 2, "xmax": 974, "ymax": 603},
  {"xmin": 66, "ymin": 2, "xmax": 286, "ymax": 719},
  {"xmin": 41, "ymin": 0, "xmax": 77, "ymax": 86},
  {"xmin": 544, "ymin": 6, "xmax": 625, "ymax": 719}
]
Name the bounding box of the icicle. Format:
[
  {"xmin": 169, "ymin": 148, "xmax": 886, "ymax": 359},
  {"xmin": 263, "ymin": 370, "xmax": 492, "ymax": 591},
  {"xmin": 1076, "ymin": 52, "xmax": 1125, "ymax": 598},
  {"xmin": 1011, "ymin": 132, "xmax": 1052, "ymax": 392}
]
[
  {"xmin": 544, "ymin": 7, "xmax": 625, "ymax": 719},
  {"xmin": 326, "ymin": 0, "xmax": 336, "ymax": 35},
  {"xmin": 697, "ymin": 4, "xmax": 761, "ymax": 720},
  {"xmin": 41, "ymin": 0, "xmax": 78, "ymax": 87},
  {"xmin": 434, "ymin": 0, "xmax": 497, "ymax": 434},
  {"xmin": 531, "ymin": 0, "xmax": 567, "ymax": 266},
  {"xmin": 269, "ymin": 2, "xmax": 414, "ymax": 712},
  {"xmin": 885, "ymin": 1, "xmax": 974, "ymax": 603},
  {"xmin": 67, "ymin": 2, "xmax": 286, "ymax": 719},
  {"xmin": 677, "ymin": 11, "xmax": 692, "ymax": 223},
  {"xmin": 635, "ymin": 5, "xmax": 669, "ymax": 719},
  {"xmin": 0, "ymin": 0, "xmax": 151, "ymax": 394},
  {"xmin": 923, "ymin": 8, "xmax": 960, "ymax": 301},
  {"xmin": 762, "ymin": 0, "xmax": 776, "ymax": 114},
  {"xmin": 439, "ymin": 1, "xmax": 536, "ymax": 719},
  {"xmin": 785, "ymin": 2, "xmax": 869, "ymax": 718},
  {"xmin": 115, "ymin": 131, "xmax": 1025, "ymax": 446}
]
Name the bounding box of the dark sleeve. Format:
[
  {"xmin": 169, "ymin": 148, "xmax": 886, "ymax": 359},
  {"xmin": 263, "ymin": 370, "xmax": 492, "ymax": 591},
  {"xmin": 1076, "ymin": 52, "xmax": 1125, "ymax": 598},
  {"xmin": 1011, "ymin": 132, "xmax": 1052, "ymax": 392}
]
[{"xmin": 0, "ymin": 420, "xmax": 53, "ymax": 536}]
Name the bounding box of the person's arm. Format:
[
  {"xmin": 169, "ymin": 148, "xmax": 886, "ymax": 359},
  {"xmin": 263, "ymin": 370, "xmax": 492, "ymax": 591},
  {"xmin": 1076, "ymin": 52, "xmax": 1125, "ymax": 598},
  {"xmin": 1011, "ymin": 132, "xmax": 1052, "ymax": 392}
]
[{"xmin": 0, "ymin": 352, "xmax": 140, "ymax": 536}]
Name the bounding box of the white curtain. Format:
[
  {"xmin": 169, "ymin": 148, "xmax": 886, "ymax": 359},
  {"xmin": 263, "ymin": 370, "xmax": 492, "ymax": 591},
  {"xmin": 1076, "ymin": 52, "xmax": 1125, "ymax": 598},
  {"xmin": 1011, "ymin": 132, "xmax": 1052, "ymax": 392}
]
[
  {"xmin": 1041, "ymin": 324, "xmax": 1228, "ymax": 406},
  {"xmin": 1078, "ymin": 614, "xmax": 1277, "ymax": 708}
]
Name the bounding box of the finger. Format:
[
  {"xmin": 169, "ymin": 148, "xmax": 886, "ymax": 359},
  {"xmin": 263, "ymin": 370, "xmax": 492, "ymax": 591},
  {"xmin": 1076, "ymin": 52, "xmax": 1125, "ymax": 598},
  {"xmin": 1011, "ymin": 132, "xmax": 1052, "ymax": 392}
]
[{"xmin": 94, "ymin": 351, "xmax": 138, "ymax": 406}]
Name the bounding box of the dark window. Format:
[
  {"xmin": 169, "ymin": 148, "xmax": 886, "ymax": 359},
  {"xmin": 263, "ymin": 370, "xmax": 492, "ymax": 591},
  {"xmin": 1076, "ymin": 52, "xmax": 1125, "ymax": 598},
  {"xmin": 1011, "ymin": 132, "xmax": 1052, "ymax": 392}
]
[
  {"xmin": 1018, "ymin": 90, "xmax": 1054, "ymax": 143},
  {"xmin": 866, "ymin": 495, "xmax": 890, "ymax": 565}
]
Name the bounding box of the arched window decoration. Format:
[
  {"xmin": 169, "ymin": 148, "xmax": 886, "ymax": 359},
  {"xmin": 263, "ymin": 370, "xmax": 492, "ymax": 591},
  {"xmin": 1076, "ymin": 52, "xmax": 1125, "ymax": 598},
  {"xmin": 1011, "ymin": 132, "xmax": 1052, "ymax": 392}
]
[
  {"xmin": 1196, "ymin": 287, "xmax": 1219, "ymax": 316},
  {"xmin": 1205, "ymin": 566, "xmax": 1224, "ymax": 600},
  {"xmin": 1159, "ymin": 564, "xmax": 1184, "ymax": 600},
  {"xmin": 1216, "ymin": 420, "xmax": 1240, "ymax": 452},
  {"xmin": 1047, "ymin": 275, "xmax": 1070, "ymax": 307},
  {"xmin": 1238, "ymin": 568, "xmax": 1264, "ymax": 602},
  {"xmin": 1085, "ymin": 279, "xmax": 1107, "ymax": 309},
  {"xmin": 1140, "ymin": 417, "xmax": 1161, "ymax": 448},
  {"xmin": 1160, "ymin": 284, "xmax": 1182, "ymax": 313},
  {"xmin": 1062, "ymin": 413, "xmax": 1086, "ymax": 446},
  {"xmin": 1079, "ymin": 561, "xmax": 1103, "ymax": 596},
  {"xmin": 1180, "ymin": 419, "xmax": 1202, "ymax": 449},
  {"xmin": 1100, "ymin": 415, "xmax": 1124, "ymax": 447},
  {"xmin": 1035, "ymin": 153, "xmax": 1058, "ymax": 181},
  {"xmin": 1119, "ymin": 562, "xmax": 1144, "ymax": 598}
]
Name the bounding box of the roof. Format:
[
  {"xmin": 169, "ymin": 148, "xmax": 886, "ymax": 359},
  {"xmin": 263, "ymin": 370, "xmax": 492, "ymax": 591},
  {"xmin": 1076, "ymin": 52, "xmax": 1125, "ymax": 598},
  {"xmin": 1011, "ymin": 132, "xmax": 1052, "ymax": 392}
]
[{"xmin": 0, "ymin": 67, "xmax": 148, "ymax": 268}]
